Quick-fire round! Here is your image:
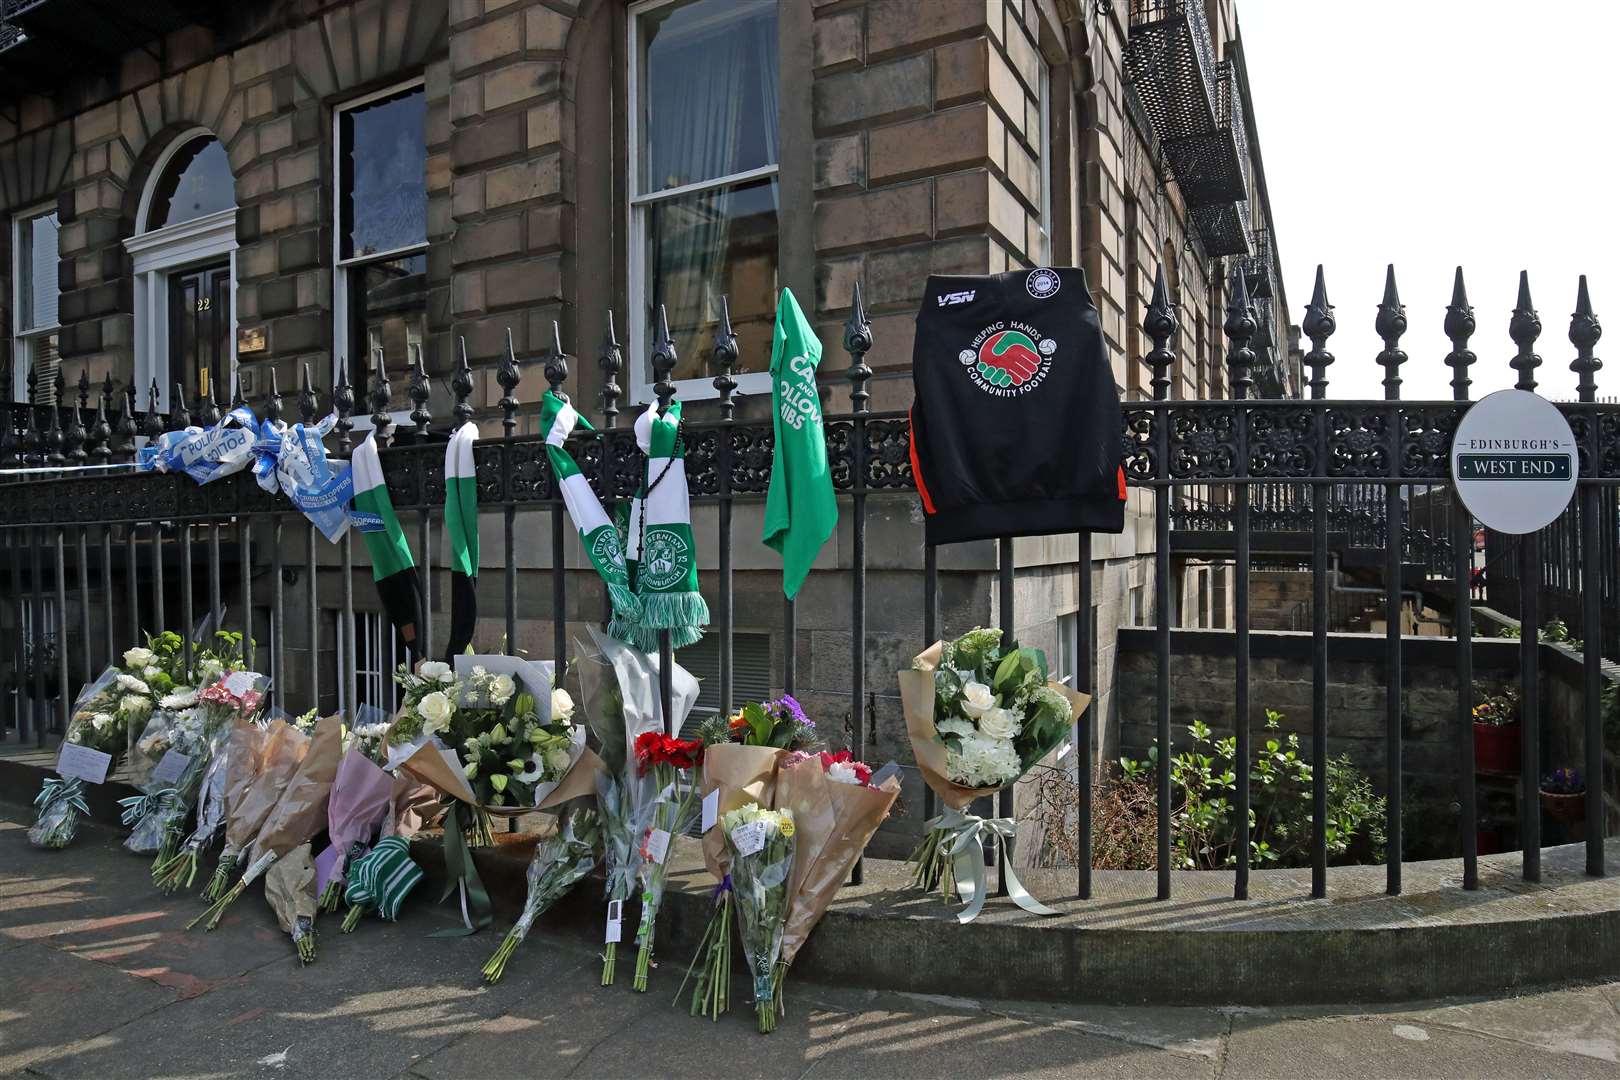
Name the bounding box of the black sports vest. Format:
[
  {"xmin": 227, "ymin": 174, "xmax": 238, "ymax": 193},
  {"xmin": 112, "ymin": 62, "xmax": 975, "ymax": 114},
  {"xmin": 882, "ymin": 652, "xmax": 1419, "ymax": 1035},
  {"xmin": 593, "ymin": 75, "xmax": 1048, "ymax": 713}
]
[{"xmin": 908, "ymin": 267, "xmax": 1126, "ymax": 545}]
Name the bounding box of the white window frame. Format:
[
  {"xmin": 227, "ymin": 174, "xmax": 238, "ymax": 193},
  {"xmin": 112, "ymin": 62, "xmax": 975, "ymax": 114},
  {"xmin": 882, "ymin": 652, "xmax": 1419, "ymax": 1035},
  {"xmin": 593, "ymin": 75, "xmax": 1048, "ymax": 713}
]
[
  {"xmin": 336, "ymin": 609, "xmax": 401, "ymax": 717},
  {"xmin": 626, "ymin": 0, "xmax": 778, "ymax": 405},
  {"xmin": 12, "ymin": 201, "xmax": 61, "ymax": 404},
  {"xmin": 123, "ymin": 126, "xmax": 238, "ymax": 415},
  {"xmin": 333, "ymin": 77, "xmax": 427, "ymax": 432},
  {"xmin": 1037, "ymin": 59, "xmax": 1053, "ymax": 265}
]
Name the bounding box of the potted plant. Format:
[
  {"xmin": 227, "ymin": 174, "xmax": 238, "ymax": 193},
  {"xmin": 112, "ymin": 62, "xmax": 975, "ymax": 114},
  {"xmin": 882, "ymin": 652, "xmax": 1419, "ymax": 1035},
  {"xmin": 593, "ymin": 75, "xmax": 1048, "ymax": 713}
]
[
  {"xmin": 1540, "ymin": 767, "xmax": 1586, "ymax": 824},
  {"xmin": 1472, "ymin": 684, "xmax": 1521, "ymax": 775}
]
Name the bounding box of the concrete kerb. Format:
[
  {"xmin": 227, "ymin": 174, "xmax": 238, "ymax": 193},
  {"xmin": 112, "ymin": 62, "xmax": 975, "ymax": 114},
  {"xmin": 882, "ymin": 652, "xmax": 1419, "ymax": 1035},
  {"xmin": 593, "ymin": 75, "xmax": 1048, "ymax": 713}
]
[{"xmin": 4, "ymin": 750, "xmax": 1617, "ymax": 1006}]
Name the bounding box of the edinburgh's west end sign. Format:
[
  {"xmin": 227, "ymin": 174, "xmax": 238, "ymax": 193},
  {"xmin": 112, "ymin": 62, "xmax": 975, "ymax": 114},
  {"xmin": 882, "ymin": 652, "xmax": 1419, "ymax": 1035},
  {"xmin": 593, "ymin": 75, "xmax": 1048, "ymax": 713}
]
[{"xmin": 1450, "ymin": 389, "xmax": 1578, "ymax": 534}]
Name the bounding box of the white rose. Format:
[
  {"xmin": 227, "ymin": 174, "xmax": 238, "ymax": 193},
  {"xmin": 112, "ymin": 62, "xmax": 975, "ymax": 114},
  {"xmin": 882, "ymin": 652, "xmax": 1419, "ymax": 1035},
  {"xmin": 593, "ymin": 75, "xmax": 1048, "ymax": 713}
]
[
  {"xmin": 545, "ymin": 747, "xmax": 572, "ymax": 774},
  {"xmin": 418, "ymin": 661, "xmax": 452, "ymax": 683},
  {"xmin": 143, "ymin": 665, "xmax": 162, "ymax": 680},
  {"xmin": 978, "ymin": 706, "xmax": 1021, "ymax": 740},
  {"xmin": 123, "ymin": 647, "xmax": 154, "ymax": 669},
  {"xmin": 119, "ymin": 694, "xmax": 149, "ymax": 716},
  {"xmin": 551, "ymin": 688, "xmax": 575, "ymax": 723},
  {"xmin": 489, "ymin": 674, "xmax": 516, "ymax": 706},
  {"xmin": 417, "ymin": 691, "xmax": 454, "ymax": 730},
  {"xmin": 116, "ymin": 673, "xmax": 151, "ymax": 695},
  {"xmin": 827, "ymin": 760, "xmax": 861, "ymax": 785},
  {"xmin": 959, "ymin": 681, "xmax": 995, "ymax": 719},
  {"xmin": 91, "ymin": 712, "xmax": 113, "ymax": 730}
]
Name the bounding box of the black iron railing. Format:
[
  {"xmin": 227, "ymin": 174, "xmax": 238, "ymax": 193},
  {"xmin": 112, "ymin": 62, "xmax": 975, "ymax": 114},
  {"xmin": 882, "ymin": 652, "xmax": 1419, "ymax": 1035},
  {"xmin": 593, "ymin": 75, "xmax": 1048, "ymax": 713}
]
[
  {"xmin": 1124, "ymin": 0, "xmax": 1218, "ymax": 142},
  {"xmin": 2, "ymin": 266, "xmax": 1616, "ymax": 907}
]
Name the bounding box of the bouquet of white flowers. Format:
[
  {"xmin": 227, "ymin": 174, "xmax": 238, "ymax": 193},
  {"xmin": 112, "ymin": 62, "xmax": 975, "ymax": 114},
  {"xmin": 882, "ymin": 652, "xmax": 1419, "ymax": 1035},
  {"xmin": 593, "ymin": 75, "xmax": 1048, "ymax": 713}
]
[
  {"xmin": 722, "ymin": 803, "xmax": 796, "ymax": 1033},
  {"xmin": 27, "ymin": 664, "xmax": 144, "ymax": 849},
  {"xmin": 899, "ymin": 627, "xmax": 1089, "ymax": 921},
  {"xmin": 481, "ymin": 807, "xmax": 601, "ymax": 982}
]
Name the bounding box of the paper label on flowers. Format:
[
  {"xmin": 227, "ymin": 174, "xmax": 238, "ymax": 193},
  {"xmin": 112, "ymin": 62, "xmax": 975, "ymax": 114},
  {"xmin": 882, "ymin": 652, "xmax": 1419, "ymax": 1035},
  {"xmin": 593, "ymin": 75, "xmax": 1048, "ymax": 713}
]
[
  {"xmin": 605, "ymin": 899, "xmax": 623, "ymax": 943},
  {"xmin": 645, "ymin": 828, "xmax": 671, "ymax": 865},
  {"xmin": 224, "ymin": 670, "xmax": 260, "ymax": 697},
  {"xmin": 57, "ymin": 743, "xmax": 112, "ymax": 784},
  {"xmin": 729, "ymin": 820, "xmax": 766, "ymax": 857},
  {"xmin": 701, "ymin": 789, "xmax": 719, "ymax": 833},
  {"xmin": 151, "ymin": 750, "xmax": 191, "ymax": 785}
]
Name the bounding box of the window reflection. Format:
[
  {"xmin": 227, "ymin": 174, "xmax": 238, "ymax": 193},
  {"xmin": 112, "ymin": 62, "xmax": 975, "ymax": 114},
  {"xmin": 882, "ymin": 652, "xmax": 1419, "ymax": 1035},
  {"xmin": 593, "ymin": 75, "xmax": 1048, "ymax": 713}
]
[
  {"xmin": 341, "ymin": 88, "xmax": 428, "ymax": 257},
  {"xmin": 645, "ymin": 176, "xmax": 778, "ymax": 382},
  {"xmin": 352, "ymin": 253, "xmax": 425, "ymax": 412},
  {"xmin": 146, "ymin": 138, "xmax": 235, "ymax": 230}
]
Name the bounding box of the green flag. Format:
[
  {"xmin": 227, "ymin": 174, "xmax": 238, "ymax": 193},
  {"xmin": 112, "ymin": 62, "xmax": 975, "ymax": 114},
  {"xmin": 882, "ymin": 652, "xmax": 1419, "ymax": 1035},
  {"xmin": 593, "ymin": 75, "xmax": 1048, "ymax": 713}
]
[{"xmin": 762, "ymin": 287, "xmax": 837, "ymax": 599}]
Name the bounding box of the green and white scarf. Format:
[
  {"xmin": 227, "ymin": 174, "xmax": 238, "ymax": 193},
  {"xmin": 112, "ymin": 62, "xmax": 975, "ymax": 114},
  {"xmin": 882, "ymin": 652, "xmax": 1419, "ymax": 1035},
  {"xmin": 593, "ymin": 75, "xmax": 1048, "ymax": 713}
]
[
  {"xmin": 540, "ymin": 390, "xmax": 641, "ymax": 627},
  {"xmin": 621, "ymin": 400, "xmax": 707, "ymax": 651},
  {"xmin": 352, "ymin": 433, "xmax": 421, "ymax": 647},
  {"xmin": 444, "ymin": 422, "xmax": 480, "ymax": 660},
  {"xmin": 344, "ymin": 836, "xmax": 423, "ymax": 922}
]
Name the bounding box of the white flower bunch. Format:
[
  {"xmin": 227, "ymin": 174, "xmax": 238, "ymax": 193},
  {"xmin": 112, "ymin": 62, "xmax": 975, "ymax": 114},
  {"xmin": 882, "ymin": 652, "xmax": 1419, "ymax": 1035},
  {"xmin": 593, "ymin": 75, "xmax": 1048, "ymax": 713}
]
[
  {"xmin": 928, "ymin": 627, "xmax": 1073, "ymax": 791},
  {"xmin": 123, "ymin": 647, "xmax": 154, "ymax": 669},
  {"xmin": 159, "ymin": 688, "xmax": 198, "ymax": 711},
  {"xmin": 551, "ymin": 687, "xmax": 574, "ymax": 723},
  {"xmin": 116, "ymin": 673, "xmax": 151, "ymax": 695}
]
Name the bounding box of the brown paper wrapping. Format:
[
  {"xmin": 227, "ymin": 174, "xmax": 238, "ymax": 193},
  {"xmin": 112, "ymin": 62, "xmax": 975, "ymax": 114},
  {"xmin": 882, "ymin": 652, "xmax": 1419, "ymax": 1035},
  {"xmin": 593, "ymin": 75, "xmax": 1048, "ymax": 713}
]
[
  {"xmin": 220, "ymin": 721, "xmax": 270, "ymax": 827},
  {"xmin": 254, "ymin": 715, "xmax": 342, "ymax": 860},
  {"xmin": 385, "ymin": 713, "xmax": 605, "ymax": 815},
  {"xmin": 775, "ymin": 758, "xmax": 899, "ymax": 966},
  {"xmin": 227, "ymin": 720, "xmax": 308, "ymax": 853},
  {"xmin": 900, "ymin": 640, "xmax": 1092, "ymax": 810},
  {"xmin": 699, "ymin": 744, "xmax": 787, "ymax": 880},
  {"xmin": 264, "ymin": 842, "xmax": 318, "ymax": 934},
  {"xmin": 384, "ymin": 774, "xmax": 442, "ymax": 839}
]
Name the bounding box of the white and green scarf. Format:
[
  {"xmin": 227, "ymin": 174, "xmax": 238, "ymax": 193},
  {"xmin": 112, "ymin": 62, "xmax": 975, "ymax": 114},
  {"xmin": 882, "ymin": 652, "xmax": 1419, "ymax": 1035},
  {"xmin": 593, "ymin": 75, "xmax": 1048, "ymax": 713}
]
[
  {"xmin": 352, "ymin": 433, "xmax": 421, "ymax": 647},
  {"xmin": 540, "ymin": 390, "xmax": 641, "ymax": 628},
  {"xmin": 621, "ymin": 401, "xmax": 707, "ymax": 651},
  {"xmin": 444, "ymin": 421, "xmax": 479, "ymax": 660}
]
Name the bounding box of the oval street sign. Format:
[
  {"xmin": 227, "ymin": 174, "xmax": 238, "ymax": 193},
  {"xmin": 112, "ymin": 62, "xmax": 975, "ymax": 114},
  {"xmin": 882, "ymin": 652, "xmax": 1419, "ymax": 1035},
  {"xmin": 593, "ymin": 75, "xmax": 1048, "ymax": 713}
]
[{"xmin": 1450, "ymin": 388, "xmax": 1577, "ymax": 535}]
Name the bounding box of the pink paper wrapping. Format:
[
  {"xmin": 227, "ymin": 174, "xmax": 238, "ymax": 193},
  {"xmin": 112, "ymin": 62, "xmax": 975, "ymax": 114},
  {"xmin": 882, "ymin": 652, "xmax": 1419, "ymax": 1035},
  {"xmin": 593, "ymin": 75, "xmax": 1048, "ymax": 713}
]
[{"xmin": 322, "ymin": 749, "xmax": 396, "ymax": 885}]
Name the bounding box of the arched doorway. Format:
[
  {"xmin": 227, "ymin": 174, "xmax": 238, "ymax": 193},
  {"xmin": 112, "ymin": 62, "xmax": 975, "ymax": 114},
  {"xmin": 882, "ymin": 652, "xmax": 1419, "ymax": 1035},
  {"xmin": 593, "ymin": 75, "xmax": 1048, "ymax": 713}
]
[{"xmin": 122, "ymin": 128, "xmax": 237, "ymax": 414}]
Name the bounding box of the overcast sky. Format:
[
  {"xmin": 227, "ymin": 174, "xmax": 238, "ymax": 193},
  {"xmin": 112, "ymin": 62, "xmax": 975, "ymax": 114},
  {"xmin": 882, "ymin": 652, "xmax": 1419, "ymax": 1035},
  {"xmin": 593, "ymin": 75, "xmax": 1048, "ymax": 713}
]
[{"xmin": 1239, "ymin": 0, "xmax": 1616, "ymax": 402}]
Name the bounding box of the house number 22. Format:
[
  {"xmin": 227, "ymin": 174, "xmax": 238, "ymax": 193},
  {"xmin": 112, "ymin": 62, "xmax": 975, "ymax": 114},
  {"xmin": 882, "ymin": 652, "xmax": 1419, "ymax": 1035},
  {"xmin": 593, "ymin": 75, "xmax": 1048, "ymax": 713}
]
[{"xmin": 196, "ymin": 297, "xmax": 211, "ymax": 311}]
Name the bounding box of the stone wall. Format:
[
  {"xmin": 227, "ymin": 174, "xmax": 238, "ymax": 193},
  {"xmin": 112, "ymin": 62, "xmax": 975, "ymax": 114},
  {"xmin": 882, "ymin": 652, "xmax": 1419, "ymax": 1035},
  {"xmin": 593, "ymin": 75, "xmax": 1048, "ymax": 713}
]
[{"xmin": 1115, "ymin": 628, "xmax": 1521, "ymax": 838}]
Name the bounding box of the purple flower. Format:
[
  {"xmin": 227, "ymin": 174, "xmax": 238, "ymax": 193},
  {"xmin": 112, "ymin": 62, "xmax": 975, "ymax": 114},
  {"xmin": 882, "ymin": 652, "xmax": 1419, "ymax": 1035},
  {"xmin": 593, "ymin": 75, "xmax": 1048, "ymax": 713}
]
[{"xmin": 771, "ymin": 694, "xmax": 812, "ymax": 729}]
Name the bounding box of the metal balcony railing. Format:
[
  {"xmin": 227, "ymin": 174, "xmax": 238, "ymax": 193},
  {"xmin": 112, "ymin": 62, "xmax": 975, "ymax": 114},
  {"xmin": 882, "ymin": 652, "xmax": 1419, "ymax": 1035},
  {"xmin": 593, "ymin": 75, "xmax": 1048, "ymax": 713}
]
[
  {"xmin": 1237, "ymin": 228, "xmax": 1274, "ymax": 299},
  {"xmin": 1171, "ymin": 60, "xmax": 1252, "ymax": 256},
  {"xmin": 1124, "ymin": 0, "xmax": 1218, "ymax": 142}
]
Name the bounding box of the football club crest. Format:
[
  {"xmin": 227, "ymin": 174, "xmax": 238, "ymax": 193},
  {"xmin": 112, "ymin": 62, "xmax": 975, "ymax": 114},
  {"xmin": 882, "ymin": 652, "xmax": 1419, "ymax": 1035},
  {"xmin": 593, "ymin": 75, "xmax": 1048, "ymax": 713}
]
[
  {"xmin": 1026, "ymin": 268, "xmax": 1061, "ymax": 299},
  {"xmin": 960, "ymin": 321, "xmax": 1057, "ymax": 396}
]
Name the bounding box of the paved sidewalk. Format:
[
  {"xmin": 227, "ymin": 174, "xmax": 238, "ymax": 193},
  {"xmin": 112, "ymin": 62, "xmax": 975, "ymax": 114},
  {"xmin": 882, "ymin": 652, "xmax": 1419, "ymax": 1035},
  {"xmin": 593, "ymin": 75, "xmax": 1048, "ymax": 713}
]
[{"xmin": 2, "ymin": 805, "xmax": 1619, "ymax": 1080}]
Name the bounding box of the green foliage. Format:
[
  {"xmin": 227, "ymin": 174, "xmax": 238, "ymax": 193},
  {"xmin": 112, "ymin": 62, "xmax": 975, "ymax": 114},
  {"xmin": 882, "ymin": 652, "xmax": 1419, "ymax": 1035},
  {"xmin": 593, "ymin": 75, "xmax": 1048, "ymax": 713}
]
[
  {"xmin": 1119, "ymin": 711, "xmax": 1386, "ymax": 870},
  {"xmin": 1471, "ymin": 681, "xmax": 1520, "ymax": 727}
]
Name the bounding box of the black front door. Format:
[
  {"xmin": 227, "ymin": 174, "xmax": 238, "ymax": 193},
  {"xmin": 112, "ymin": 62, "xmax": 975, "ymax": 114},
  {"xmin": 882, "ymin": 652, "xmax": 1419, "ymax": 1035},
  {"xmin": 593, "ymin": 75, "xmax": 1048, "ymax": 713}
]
[{"xmin": 168, "ymin": 262, "xmax": 230, "ymax": 407}]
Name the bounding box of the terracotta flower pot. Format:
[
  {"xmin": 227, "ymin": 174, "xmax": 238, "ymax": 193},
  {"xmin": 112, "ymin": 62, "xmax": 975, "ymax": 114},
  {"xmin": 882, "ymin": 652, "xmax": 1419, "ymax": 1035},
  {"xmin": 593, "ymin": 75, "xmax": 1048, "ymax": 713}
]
[
  {"xmin": 1474, "ymin": 721, "xmax": 1520, "ymax": 775},
  {"xmin": 1540, "ymin": 788, "xmax": 1586, "ymax": 824}
]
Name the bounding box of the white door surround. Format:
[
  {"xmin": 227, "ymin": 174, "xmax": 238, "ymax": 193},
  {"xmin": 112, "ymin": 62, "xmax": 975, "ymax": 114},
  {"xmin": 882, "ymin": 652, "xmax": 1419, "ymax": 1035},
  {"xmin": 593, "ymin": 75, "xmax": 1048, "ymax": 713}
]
[{"xmin": 123, "ymin": 128, "xmax": 238, "ymax": 415}]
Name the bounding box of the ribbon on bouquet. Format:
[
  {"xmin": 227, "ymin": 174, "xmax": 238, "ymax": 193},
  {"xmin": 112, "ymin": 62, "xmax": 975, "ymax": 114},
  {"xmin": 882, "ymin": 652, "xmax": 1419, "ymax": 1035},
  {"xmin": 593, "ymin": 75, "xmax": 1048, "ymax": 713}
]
[
  {"xmin": 118, "ymin": 788, "xmax": 179, "ymax": 827},
  {"xmin": 926, "ymin": 805, "xmax": 1058, "ymax": 925},
  {"xmin": 36, "ymin": 777, "xmax": 89, "ymax": 816},
  {"xmin": 431, "ymin": 802, "xmax": 492, "ymax": 937}
]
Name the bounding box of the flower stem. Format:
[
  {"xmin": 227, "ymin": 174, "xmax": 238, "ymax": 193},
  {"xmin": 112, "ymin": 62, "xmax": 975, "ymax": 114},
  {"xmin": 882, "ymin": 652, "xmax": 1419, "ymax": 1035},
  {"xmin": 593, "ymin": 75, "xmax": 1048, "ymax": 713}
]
[
  {"xmin": 341, "ymin": 904, "xmax": 367, "ymax": 934},
  {"xmin": 318, "ymin": 880, "xmax": 344, "ymax": 912},
  {"xmin": 188, "ymin": 876, "xmax": 245, "ymax": 931},
  {"xmin": 151, "ymin": 848, "xmax": 198, "ymax": 894},
  {"xmin": 201, "ymin": 853, "xmax": 236, "ymax": 902},
  {"xmin": 482, "ymin": 930, "xmax": 520, "ymax": 983},
  {"xmin": 601, "ymin": 941, "xmax": 616, "ymax": 985}
]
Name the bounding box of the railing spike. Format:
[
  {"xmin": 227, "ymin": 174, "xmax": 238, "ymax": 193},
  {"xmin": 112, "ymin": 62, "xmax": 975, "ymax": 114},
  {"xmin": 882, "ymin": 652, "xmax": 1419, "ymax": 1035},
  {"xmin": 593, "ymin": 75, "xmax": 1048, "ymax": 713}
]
[
  {"xmin": 115, "ymin": 386, "xmax": 137, "ymax": 462},
  {"xmin": 1444, "ymin": 266, "xmax": 1476, "ymax": 403},
  {"xmin": 1144, "ymin": 265, "xmax": 1177, "ymax": 401},
  {"xmin": 101, "ymin": 371, "xmax": 114, "ymax": 415},
  {"xmin": 452, "ymin": 336, "xmax": 475, "ymax": 426},
  {"xmin": 1301, "ymin": 264, "xmax": 1335, "ymax": 401},
  {"xmin": 409, "ymin": 343, "xmax": 432, "ymax": 440},
  {"xmin": 712, "ymin": 295, "xmax": 738, "ymax": 421},
  {"xmin": 76, "ymin": 368, "xmax": 90, "ymax": 411},
  {"xmin": 265, "ymin": 367, "xmax": 283, "ymax": 425},
  {"xmin": 171, "ymin": 382, "xmax": 192, "ymax": 431},
  {"xmin": 541, "ymin": 321, "xmax": 568, "ymax": 400},
  {"xmin": 369, "ymin": 346, "xmax": 393, "ymax": 443},
  {"xmin": 844, "ymin": 281, "xmax": 873, "ymax": 413},
  {"xmin": 333, "ymin": 356, "xmax": 355, "ymax": 454},
  {"xmin": 65, "ymin": 398, "xmax": 86, "ymax": 462},
  {"xmin": 599, "ymin": 311, "xmax": 624, "ymax": 428},
  {"xmin": 1510, "ymin": 269, "xmax": 1542, "ymax": 393},
  {"xmin": 1374, "ymin": 263, "xmax": 1407, "ymax": 401},
  {"xmin": 500, "ymin": 326, "xmax": 524, "ymax": 436},
  {"xmin": 88, "ymin": 392, "xmax": 110, "ymax": 463},
  {"xmin": 651, "ymin": 305, "xmax": 678, "ymax": 410},
  {"xmin": 45, "ymin": 390, "xmax": 65, "ymax": 465},
  {"xmin": 1224, "ymin": 263, "xmax": 1256, "ymax": 398},
  {"xmin": 142, "ymin": 379, "xmax": 163, "ymax": 441},
  {"xmin": 1570, "ymin": 274, "xmax": 1602, "ymax": 404},
  {"xmin": 297, "ymin": 362, "xmax": 317, "ymax": 425}
]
